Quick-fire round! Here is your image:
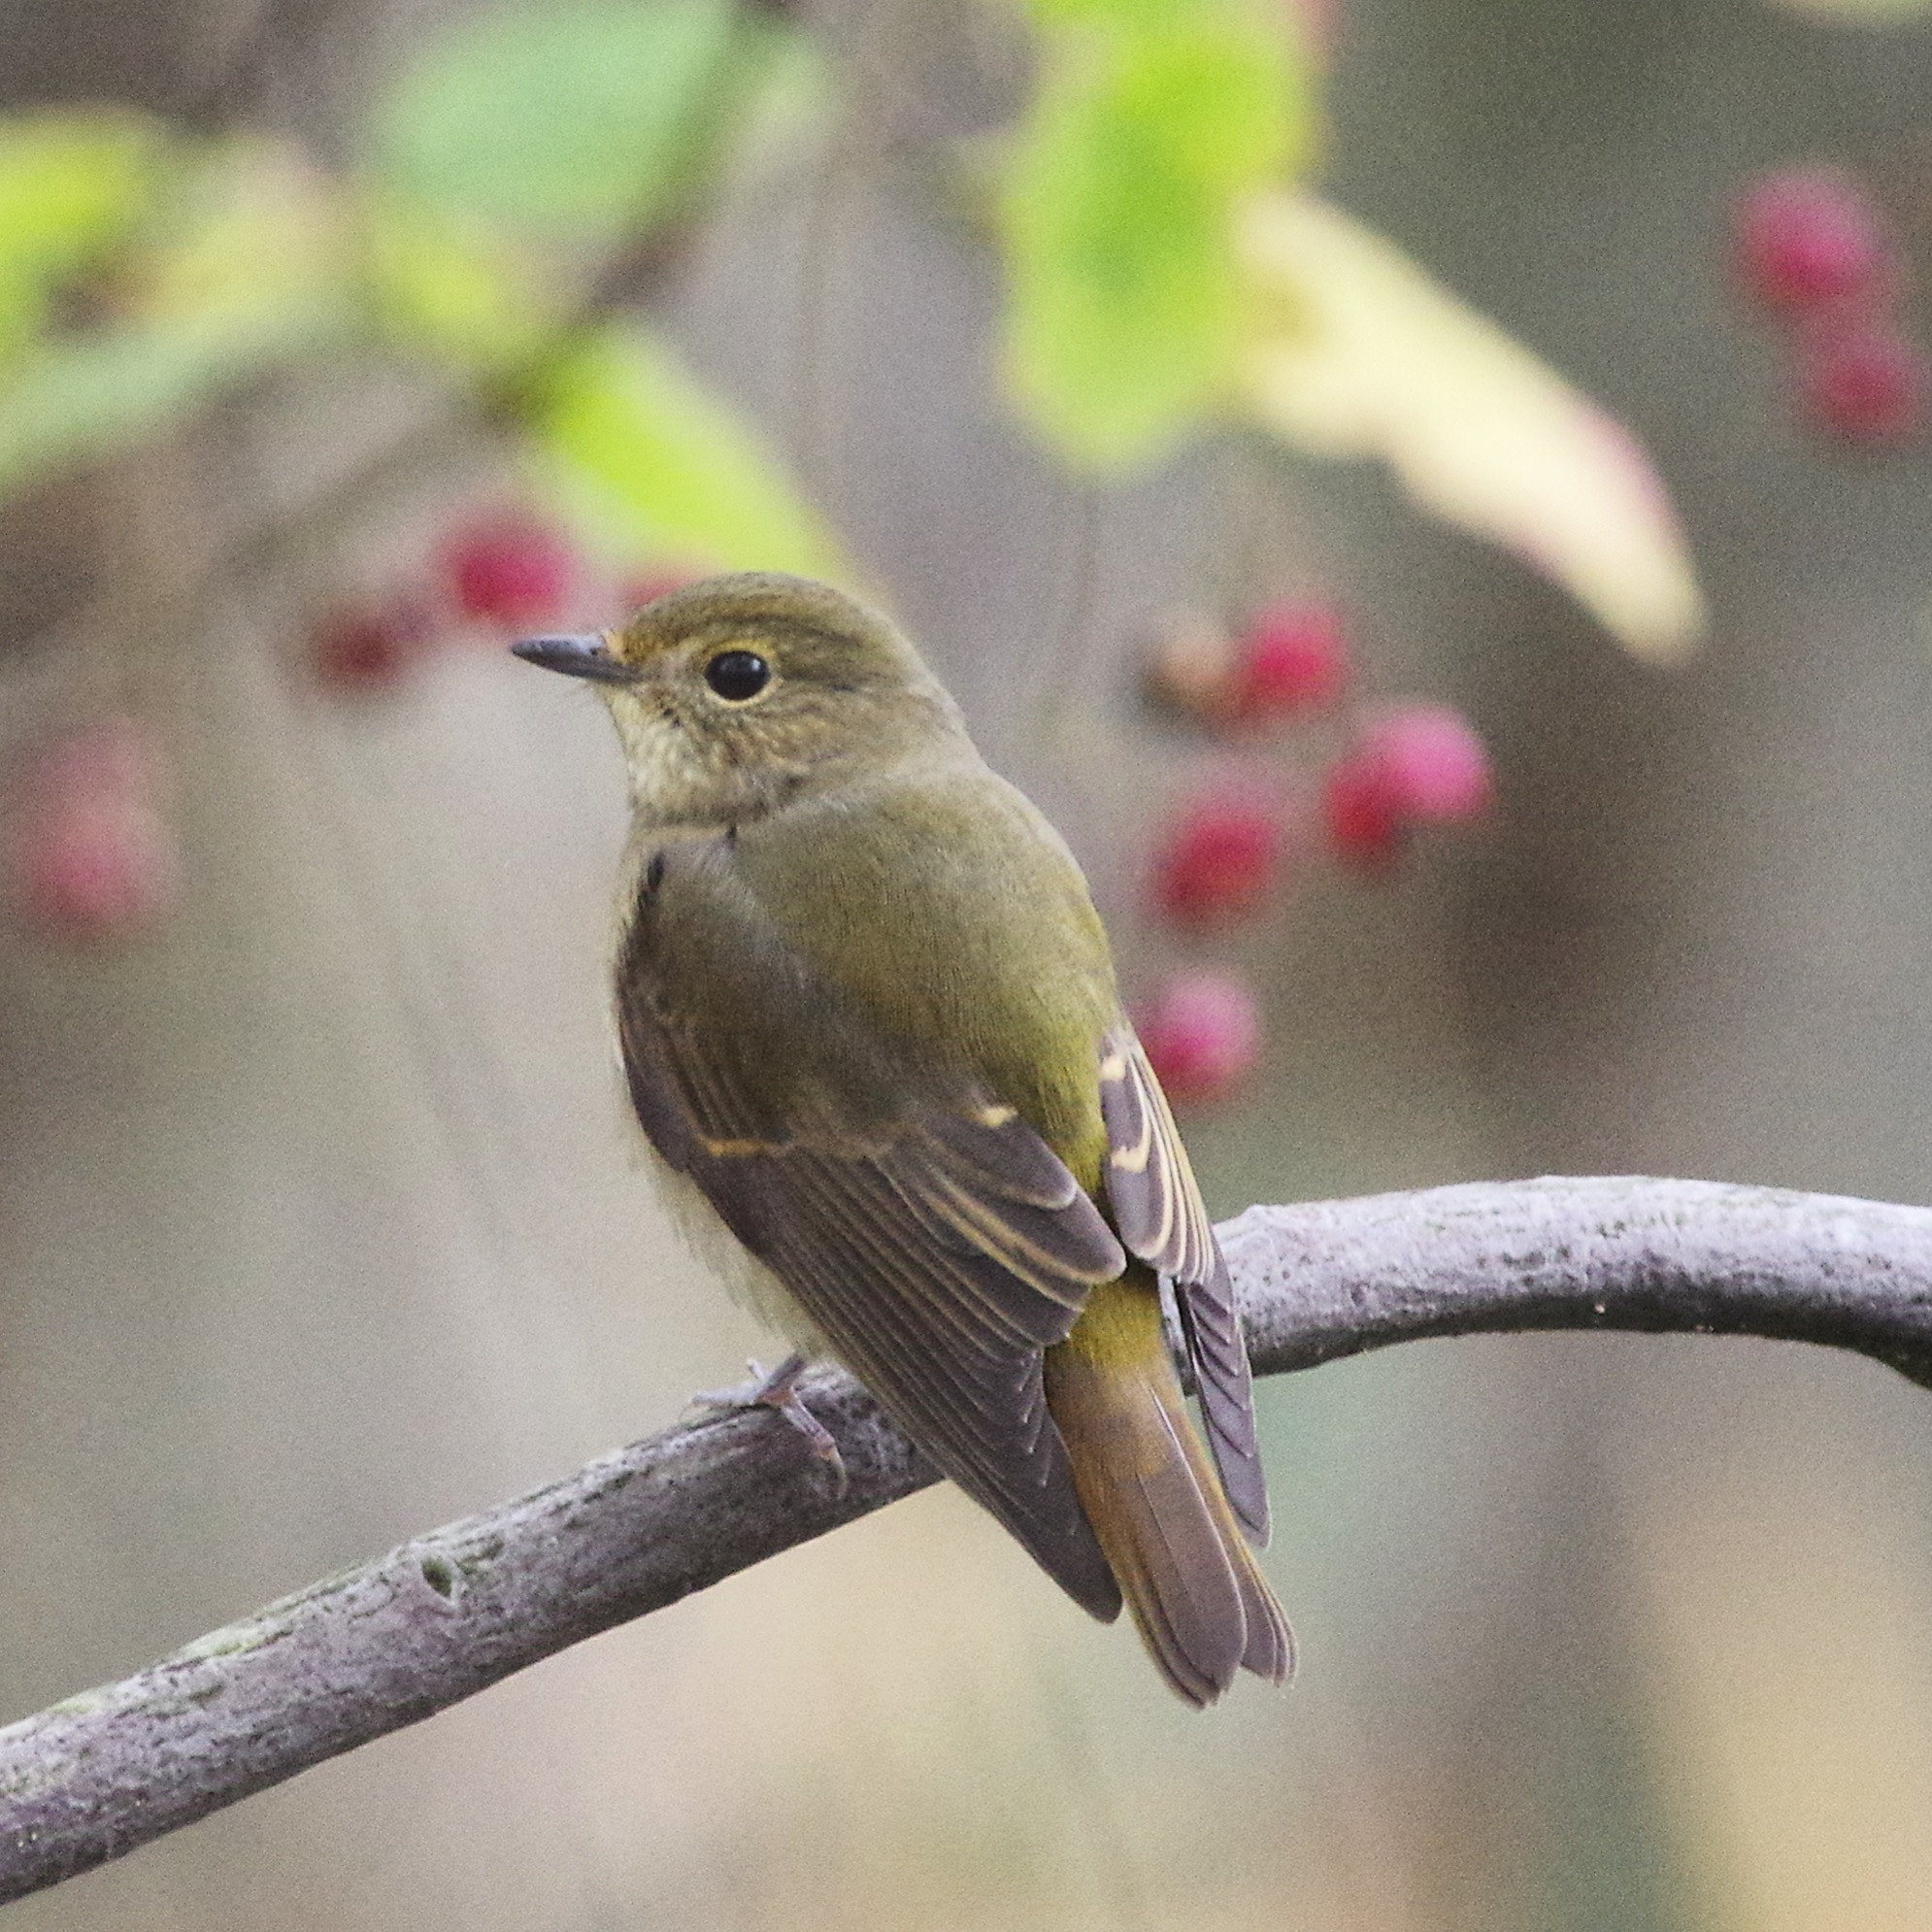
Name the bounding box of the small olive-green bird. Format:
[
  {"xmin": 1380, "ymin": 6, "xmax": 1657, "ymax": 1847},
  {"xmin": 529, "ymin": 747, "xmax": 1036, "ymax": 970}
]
[{"xmin": 514, "ymin": 572, "xmax": 1289, "ymax": 1705}]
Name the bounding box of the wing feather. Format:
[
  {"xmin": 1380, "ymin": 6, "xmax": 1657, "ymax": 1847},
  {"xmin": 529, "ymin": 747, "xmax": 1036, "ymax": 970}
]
[{"xmin": 1099, "ymin": 1028, "xmax": 1271, "ymax": 1545}]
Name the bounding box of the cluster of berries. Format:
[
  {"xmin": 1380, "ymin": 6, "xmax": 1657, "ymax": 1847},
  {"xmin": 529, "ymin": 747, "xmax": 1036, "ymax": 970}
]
[
  {"xmin": 7, "ymin": 508, "xmax": 688, "ymax": 946},
  {"xmin": 1732, "ymin": 165, "xmax": 1928, "ymax": 445},
  {"xmin": 312, "ymin": 510, "xmax": 584, "ymax": 693},
  {"xmin": 1134, "ymin": 600, "xmax": 1491, "ymax": 1108}
]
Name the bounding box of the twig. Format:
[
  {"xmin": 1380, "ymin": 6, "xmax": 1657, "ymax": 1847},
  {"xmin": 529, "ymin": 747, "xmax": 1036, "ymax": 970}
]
[{"xmin": 5, "ymin": 1176, "xmax": 1932, "ymax": 1903}]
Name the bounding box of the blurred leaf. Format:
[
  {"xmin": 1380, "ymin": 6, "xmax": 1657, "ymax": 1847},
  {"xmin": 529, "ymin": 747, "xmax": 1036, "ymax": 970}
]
[
  {"xmin": 0, "ymin": 331, "xmax": 250, "ymax": 495},
  {"xmin": 1001, "ymin": 3, "xmax": 1311, "ymax": 471},
  {"xmin": 360, "ymin": 193, "xmax": 558, "ymax": 375},
  {"xmin": 530, "ymin": 323, "xmax": 842, "ymax": 577},
  {"xmin": 0, "ymin": 111, "xmax": 166, "ymax": 355},
  {"xmin": 0, "ymin": 140, "xmax": 352, "ymax": 498},
  {"xmin": 128, "ymin": 139, "xmax": 349, "ymax": 346},
  {"xmin": 726, "ymin": 17, "xmax": 832, "ymax": 181},
  {"xmin": 371, "ymin": 0, "xmax": 745, "ymax": 241},
  {"xmin": 1238, "ymin": 192, "xmax": 1706, "ymax": 661}
]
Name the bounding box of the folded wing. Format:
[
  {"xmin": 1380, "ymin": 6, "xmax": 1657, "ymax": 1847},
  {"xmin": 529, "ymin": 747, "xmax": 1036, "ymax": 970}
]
[
  {"xmin": 617, "ymin": 845, "xmax": 1129, "ymax": 1618},
  {"xmin": 1098, "ymin": 1027, "xmax": 1270, "ymax": 1544}
]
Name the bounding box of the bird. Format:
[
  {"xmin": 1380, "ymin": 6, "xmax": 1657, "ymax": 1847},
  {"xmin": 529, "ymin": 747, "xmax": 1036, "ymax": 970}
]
[{"xmin": 512, "ymin": 571, "xmax": 1289, "ymax": 1705}]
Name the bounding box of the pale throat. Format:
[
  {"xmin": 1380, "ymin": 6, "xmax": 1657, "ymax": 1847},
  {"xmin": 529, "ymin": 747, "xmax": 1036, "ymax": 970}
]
[
  {"xmin": 606, "ymin": 705, "xmax": 959, "ymax": 837},
  {"xmin": 603, "ymin": 699, "xmax": 783, "ymax": 832}
]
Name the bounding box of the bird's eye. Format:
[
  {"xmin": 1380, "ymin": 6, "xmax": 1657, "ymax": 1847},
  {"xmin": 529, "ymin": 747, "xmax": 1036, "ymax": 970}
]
[{"xmin": 703, "ymin": 650, "xmax": 772, "ymax": 702}]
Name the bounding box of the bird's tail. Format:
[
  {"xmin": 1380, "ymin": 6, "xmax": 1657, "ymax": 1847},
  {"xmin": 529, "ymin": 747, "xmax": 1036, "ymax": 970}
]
[{"xmin": 1044, "ymin": 1272, "xmax": 1292, "ymax": 1706}]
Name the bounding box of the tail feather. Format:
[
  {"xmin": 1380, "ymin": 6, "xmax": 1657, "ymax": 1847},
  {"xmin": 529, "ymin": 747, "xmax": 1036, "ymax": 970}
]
[
  {"xmin": 1103, "ymin": 1499, "xmax": 1228, "ymax": 1708},
  {"xmin": 1045, "ymin": 1274, "xmax": 1291, "ymax": 1706},
  {"xmin": 1236, "ymin": 1543, "xmax": 1294, "ymax": 1682}
]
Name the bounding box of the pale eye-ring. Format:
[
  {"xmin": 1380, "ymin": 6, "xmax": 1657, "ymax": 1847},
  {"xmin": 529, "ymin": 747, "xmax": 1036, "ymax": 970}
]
[{"xmin": 703, "ymin": 650, "xmax": 771, "ymax": 702}]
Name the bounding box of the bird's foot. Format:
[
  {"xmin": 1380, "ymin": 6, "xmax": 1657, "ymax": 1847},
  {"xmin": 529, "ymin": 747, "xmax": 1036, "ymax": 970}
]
[{"xmin": 689, "ymin": 1352, "xmax": 847, "ymax": 1497}]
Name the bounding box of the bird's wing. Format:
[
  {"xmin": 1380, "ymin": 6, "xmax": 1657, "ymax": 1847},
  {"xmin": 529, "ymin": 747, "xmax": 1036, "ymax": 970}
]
[
  {"xmin": 1098, "ymin": 1027, "xmax": 1270, "ymax": 1544},
  {"xmin": 617, "ymin": 849, "xmax": 1128, "ymax": 1620}
]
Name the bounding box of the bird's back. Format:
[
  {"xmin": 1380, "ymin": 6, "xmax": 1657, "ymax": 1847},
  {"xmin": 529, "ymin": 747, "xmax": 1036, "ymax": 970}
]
[{"xmin": 727, "ymin": 759, "xmax": 1125, "ymax": 1186}]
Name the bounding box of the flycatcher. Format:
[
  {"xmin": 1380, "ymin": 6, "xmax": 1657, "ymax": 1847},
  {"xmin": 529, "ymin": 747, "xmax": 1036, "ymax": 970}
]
[{"xmin": 514, "ymin": 573, "xmax": 1288, "ymax": 1705}]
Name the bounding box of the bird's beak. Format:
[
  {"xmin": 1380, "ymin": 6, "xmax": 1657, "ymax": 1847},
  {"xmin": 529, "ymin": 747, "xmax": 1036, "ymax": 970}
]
[{"xmin": 511, "ymin": 632, "xmax": 636, "ymax": 684}]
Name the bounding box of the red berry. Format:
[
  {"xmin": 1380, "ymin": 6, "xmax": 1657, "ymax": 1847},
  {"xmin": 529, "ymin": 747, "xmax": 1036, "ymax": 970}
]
[
  {"xmin": 1152, "ymin": 794, "xmax": 1282, "ymax": 925},
  {"xmin": 443, "ymin": 513, "xmax": 577, "ymax": 625},
  {"xmin": 1796, "ymin": 321, "xmax": 1929, "ymax": 445},
  {"xmin": 1230, "ymin": 601, "xmax": 1349, "ymax": 721},
  {"xmin": 1137, "ymin": 971, "xmax": 1263, "ymax": 1106},
  {"xmin": 1733, "ymin": 167, "xmax": 1891, "ymax": 314},
  {"xmin": 1359, "ymin": 704, "xmax": 1493, "ymax": 822},
  {"xmin": 311, "ymin": 595, "xmax": 437, "ymax": 693},
  {"xmin": 15, "ymin": 795, "xmax": 178, "ymax": 941},
  {"xmin": 1320, "ymin": 758, "xmax": 1404, "ymax": 872}
]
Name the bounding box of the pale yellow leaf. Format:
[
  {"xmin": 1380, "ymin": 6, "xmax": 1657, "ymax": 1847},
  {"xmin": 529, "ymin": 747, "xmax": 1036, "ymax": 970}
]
[{"xmin": 1237, "ymin": 191, "xmax": 1706, "ymax": 661}]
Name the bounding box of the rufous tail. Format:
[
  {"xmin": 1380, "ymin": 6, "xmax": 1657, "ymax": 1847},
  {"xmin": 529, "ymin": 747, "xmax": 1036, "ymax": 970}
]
[{"xmin": 1043, "ymin": 1273, "xmax": 1292, "ymax": 1706}]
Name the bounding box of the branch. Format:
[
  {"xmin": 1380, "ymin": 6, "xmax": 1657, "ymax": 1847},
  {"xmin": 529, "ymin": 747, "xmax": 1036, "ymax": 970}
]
[
  {"xmin": 6, "ymin": 1176, "xmax": 1932, "ymax": 1902},
  {"xmin": 1219, "ymin": 1176, "xmax": 1932, "ymax": 1390}
]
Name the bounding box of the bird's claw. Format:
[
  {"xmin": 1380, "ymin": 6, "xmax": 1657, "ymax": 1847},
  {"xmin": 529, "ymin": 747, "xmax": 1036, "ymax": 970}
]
[{"xmin": 689, "ymin": 1353, "xmax": 848, "ymax": 1498}]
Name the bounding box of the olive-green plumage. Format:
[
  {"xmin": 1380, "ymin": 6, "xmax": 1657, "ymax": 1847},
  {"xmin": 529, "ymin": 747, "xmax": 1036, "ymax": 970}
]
[{"xmin": 513, "ymin": 572, "xmax": 1289, "ymax": 1705}]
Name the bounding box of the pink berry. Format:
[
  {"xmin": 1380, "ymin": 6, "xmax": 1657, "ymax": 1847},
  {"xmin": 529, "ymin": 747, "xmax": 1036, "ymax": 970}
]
[
  {"xmin": 312, "ymin": 595, "xmax": 437, "ymax": 693},
  {"xmin": 15, "ymin": 795, "xmax": 179, "ymax": 941},
  {"xmin": 1796, "ymin": 321, "xmax": 1929, "ymax": 444},
  {"xmin": 1733, "ymin": 167, "xmax": 1891, "ymax": 313},
  {"xmin": 1322, "ymin": 703, "xmax": 1492, "ymax": 872},
  {"xmin": 1137, "ymin": 971, "xmax": 1263, "ymax": 1107},
  {"xmin": 1359, "ymin": 704, "xmax": 1493, "ymax": 822},
  {"xmin": 443, "ymin": 513, "xmax": 578, "ymax": 625},
  {"xmin": 1152, "ymin": 795, "xmax": 1282, "ymax": 925},
  {"xmin": 11, "ymin": 716, "xmax": 179, "ymax": 940},
  {"xmin": 1230, "ymin": 601, "xmax": 1349, "ymax": 721}
]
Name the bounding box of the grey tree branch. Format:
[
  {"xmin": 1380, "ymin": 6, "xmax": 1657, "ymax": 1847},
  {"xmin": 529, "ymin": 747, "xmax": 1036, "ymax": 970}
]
[{"xmin": 6, "ymin": 1175, "xmax": 1932, "ymax": 1904}]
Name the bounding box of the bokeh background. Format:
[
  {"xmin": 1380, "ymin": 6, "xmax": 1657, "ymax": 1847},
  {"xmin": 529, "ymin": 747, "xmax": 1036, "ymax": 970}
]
[{"xmin": 5, "ymin": 0, "xmax": 1932, "ymax": 1926}]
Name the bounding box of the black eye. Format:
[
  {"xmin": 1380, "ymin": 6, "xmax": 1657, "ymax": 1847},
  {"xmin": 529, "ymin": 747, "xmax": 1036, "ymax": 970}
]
[{"xmin": 704, "ymin": 650, "xmax": 771, "ymax": 702}]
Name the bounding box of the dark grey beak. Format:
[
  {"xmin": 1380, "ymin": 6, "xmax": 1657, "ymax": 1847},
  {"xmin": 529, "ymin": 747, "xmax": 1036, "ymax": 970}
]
[{"xmin": 511, "ymin": 632, "xmax": 635, "ymax": 684}]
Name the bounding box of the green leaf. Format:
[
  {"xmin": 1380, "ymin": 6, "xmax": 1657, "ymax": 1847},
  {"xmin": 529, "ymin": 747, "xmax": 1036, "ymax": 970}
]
[
  {"xmin": 0, "ymin": 111, "xmax": 166, "ymax": 355},
  {"xmin": 1001, "ymin": 5, "xmax": 1310, "ymax": 470},
  {"xmin": 370, "ymin": 0, "xmax": 743, "ymax": 240},
  {"xmin": 1017, "ymin": 0, "xmax": 1189, "ymax": 27},
  {"xmin": 528, "ymin": 323, "xmax": 842, "ymax": 579},
  {"xmin": 0, "ymin": 330, "xmax": 242, "ymax": 495},
  {"xmin": 359, "ymin": 192, "xmax": 558, "ymax": 375},
  {"xmin": 0, "ymin": 140, "xmax": 353, "ymax": 499},
  {"xmin": 1238, "ymin": 192, "xmax": 1706, "ymax": 661}
]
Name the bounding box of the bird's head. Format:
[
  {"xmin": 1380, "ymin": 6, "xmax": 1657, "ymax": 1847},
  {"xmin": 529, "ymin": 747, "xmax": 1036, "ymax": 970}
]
[{"xmin": 513, "ymin": 573, "xmax": 969, "ymax": 830}]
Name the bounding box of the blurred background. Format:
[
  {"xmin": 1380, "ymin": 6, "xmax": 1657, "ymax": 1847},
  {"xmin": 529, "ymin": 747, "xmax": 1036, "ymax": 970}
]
[{"xmin": 5, "ymin": 0, "xmax": 1932, "ymax": 1925}]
